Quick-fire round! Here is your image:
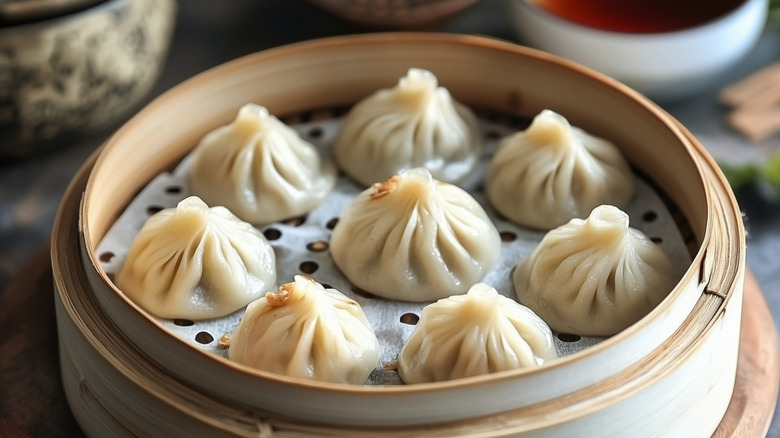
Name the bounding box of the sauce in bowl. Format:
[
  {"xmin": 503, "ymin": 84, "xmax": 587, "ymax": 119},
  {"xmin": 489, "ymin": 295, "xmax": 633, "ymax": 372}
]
[{"xmin": 532, "ymin": 0, "xmax": 748, "ymax": 33}]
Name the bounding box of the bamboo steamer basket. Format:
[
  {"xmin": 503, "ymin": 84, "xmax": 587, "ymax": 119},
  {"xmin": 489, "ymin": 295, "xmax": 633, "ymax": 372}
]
[{"xmin": 51, "ymin": 33, "xmax": 746, "ymax": 436}]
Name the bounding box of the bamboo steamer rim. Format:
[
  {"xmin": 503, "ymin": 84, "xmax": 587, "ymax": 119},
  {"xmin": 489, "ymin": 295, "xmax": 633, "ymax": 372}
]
[
  {"xmin": 52, "ymin": 136, "xmax": 744, "ymax": 435},
  {"xmin": 75, "ymin": 33, "xmax": 733, "ymax": 397}
]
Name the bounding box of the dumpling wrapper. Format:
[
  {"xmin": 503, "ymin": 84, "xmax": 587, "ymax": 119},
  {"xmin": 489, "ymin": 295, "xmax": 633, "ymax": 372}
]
[
  {"xmin": 228, "ymin": 275, "xmax": 380, "ymax": 385},
  {"xmin": 188, "ymin": 103, "xmax": 337, "ymax": 225},
  {"xmin": 398, "ymin": 282, "xmax": 557, "ymax": 384},
  {"xmin": 330, "ymin": 167, "xmax": 501, "ymax": 302},
  {"xmin": 486, "ymin": 109, "xmax": 635, "ymax": 230},
  {"xmin": 513, "ymin": 204, "xmax": 680, "ymax": 336},
  {"xmin": 334, "ymin": 68, "xmax": 482, "ymax": 187},
  {"xmin": 115, "ymin": 196, "xmax": 276, "ymax": 320}
]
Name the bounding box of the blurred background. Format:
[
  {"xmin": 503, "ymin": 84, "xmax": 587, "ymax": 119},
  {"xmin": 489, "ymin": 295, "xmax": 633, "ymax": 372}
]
[{"xmin": 1, "ymin": 0, "xmax": 779, "ymax": 436}]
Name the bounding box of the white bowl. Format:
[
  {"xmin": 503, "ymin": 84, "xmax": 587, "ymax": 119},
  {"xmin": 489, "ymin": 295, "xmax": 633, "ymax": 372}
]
[{"xmin": 510, "ymin": 0, "xmax": 768, "ymax": 101}]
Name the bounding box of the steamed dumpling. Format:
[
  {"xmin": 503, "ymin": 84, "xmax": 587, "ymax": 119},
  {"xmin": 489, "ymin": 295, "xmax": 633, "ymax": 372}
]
[
  {"xmin": 115, "ymin": 196, "xmax": 276, "ymax": 320},
  {"xmin": 398, "ymin": 283, "xmax": 557, "ymax": 384},
  {"xmin": 330, "ymin": 167, "xmax": 501, "ymax": 302},
  {"xmin": 486, "ymin": 109, "xmax": 635, "ymax": 230},
  {"xmin": 227, "ymin": 276, "xmax": 380, "ymax": 384},
  {"xmin": 188, "ymin": 103, "xmax": 337, "ymax": 225},
  {"xmin": 513, "ymin": 205, "xmax": 680, "ymax": 336},
  {"xmin": 334, "ymin": 68, "xmax": 482, "ymax": 186}
]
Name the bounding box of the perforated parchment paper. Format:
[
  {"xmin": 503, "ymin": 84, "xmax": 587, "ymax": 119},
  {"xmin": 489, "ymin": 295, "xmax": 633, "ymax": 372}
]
[{"xmin": 96, "ymin": 117, "xmax": 692, "ymax": 385}]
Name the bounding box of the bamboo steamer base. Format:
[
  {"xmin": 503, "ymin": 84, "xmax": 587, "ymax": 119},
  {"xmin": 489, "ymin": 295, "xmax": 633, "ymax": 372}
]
[
  {"xmin": 0, "ymin": 245, "xmax": 776, "ymax": 437},
  {"xmin": 64, "ymin": 34, "xmax": 746, "ymax": 434}
]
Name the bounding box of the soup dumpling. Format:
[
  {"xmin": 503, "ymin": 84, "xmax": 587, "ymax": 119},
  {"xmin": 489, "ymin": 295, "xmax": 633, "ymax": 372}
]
[
  {"xmin": 398, "ymin": 282, "xmax": 557, "ymax": 384},
  {"xmin": 330, "ymin": 167, "xmax": 501, "ymax": 302},
  {"xmin": 228, "ymin": 276, "xmax": 380, "ymax": 385},
  {"xmin": 486, "ymin": 109, "xmax": 635, "ymax": 230},
  {"xmin": 334, "ymin": 68, "xmax": 481, "ymax": 187},
  {"xmin": 189, "ymin": 103, "xmax": 337, "ymax": 225},
  {"xmin": 513, "ymin": 205, "xmax": 680, "ymax": 336},
  {"xmin": 115, "ymin": 196, "xmax": 277, "ymax": 320}
]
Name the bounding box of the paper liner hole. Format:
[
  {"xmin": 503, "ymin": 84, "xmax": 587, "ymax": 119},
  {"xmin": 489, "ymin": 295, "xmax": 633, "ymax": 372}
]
[
  {"xmin": 281, "ymin": 216, "xmax": 307, "ymax": 227},
  {"xmin": 146, "ymin": 205, "xmax": 164, "ymax": 215},
  {"xmin": 643, "ymin": 210, "xmax": 659, "ymax": 222},
  {"xmin": 195, "ymin": 331, "xmax": 214, "ymax": 344},
  {"xmin": 500, "ymin": 231, "xmax": 517, "ymax": 242},
  {"xmin": 263, "ymin": 228, "xmax": 282, "ymax": 240},
  {"xmin": 400, "ymin": 313, "xmax": 420, "ymax": 325},
  {"xmin": 99, "ymin": 251, "xmax": 114, "ymax": 262},
  {"xmin": 557, "ymin": 333, "xmax": 582, "ymax": 342},
  {"xmin": 306, "ymin": 240, "xmax": 329, "ymax": 252},
  {"xmin": 307, "ymin": 126, "xmax": 324, "ymax": 139},
  {"xmin": 174, "ymin": 319, "xmax": 195, "ymax": 327},
  {"xmin": 299, "ymin": 261, "xmax": 319, "ymax": 274},
  {"xmin": 486, "ymin": 129, "xmax": 503, "ymax": 140},
  {"xmin": 326, "ymin": 217, "xmax": 339, "ymax": 230},
  {"xmin": 651, "ymin": 236, "xmax": 664, "ymax": 244},
  {"xmin": 165, "ymin": 185, "xmax": 182, "ymax": 195}
]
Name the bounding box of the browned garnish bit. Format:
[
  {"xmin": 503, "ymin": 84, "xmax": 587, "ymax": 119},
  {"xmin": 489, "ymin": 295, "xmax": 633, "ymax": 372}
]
[
  {"xmin": 265, "ymin": 285, "xmax": 291, "ymax": 306},
  {"xmin": 370, "ymin": 175, "xmax": 400, "ymax": 200},
  {"xmin": 218, "ymin": 333, "xmax": 231, "ymax": 349}
]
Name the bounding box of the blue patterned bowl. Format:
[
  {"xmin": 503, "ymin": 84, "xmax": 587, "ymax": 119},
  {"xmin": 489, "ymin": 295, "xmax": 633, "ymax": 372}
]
[{"xmin": 0, "ymin": 0, "xmax": 176, "ymax": 159}]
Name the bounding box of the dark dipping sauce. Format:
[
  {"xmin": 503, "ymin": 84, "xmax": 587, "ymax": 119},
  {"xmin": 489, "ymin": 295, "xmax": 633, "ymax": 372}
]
[{"xmin": 532, "ymin": 0, "xmax": 748, "ymax": 33}]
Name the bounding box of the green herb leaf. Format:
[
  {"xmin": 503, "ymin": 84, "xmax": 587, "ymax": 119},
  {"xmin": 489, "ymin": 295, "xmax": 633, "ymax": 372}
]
[
  {"xmin": 770, "ymin": 0, "xmax": 780, "ymax": 24},
  {"xmin": 761, "ymin": 149, "xmax": 780, "ymax": 199},
  {"xmin": 719, "ymin": 161, "xmax": 760, "ymax": 190}
]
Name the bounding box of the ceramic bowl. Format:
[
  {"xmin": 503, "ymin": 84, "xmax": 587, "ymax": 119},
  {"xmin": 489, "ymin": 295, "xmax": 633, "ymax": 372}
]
[
  {"xmin": 0, "ymin": 0, "xmax": 176, "ymax": 160},
  {"xmin": 307, "ymin": 0, "xmax": 480, "ymax": 28},
  {"xmin": 510, "ymin": 0, "xmax": 768, "ymax": 101}
]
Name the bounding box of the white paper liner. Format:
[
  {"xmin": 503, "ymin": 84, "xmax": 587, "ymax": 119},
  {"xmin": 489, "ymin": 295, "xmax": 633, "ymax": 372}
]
[{"xmin": 96, "ymin": 117, "xmax": 692, "ymax": 385}]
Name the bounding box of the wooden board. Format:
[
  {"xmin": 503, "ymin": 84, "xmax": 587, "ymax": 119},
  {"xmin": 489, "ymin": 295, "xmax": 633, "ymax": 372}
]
[
  {"xmin": 0, "ymin": 244, "xmax": 82, "ymax": 438},
  {"xmin": 0, "ymin": 246, "xmax": 777, "ymax": 438},
  {"xmin": 713, "ymin": 269, "xmax": 780, "ymax": 437}
]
